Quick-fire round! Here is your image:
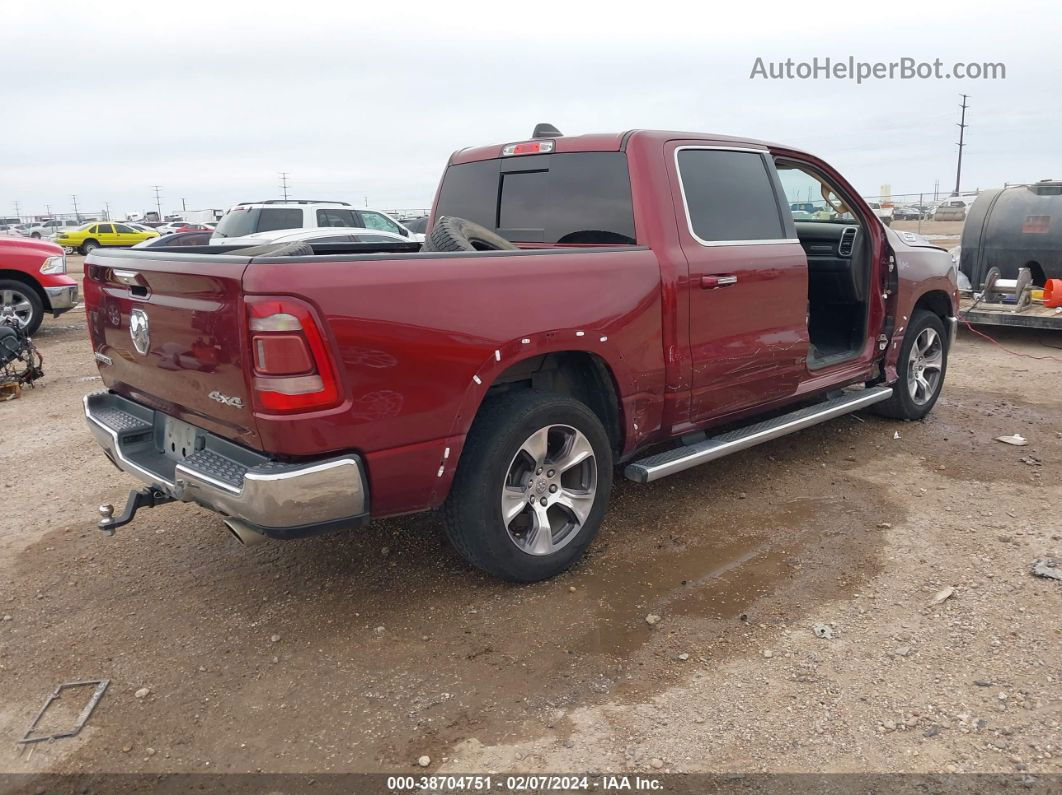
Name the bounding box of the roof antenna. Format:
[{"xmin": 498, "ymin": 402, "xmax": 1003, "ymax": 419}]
[{"xmin": 532, "ymin": 123, "xmax": 563, "ymax": 138}]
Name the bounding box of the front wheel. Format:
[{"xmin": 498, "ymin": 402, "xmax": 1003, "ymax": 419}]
[
  {"xmin": 443, "ymin": 389, "xmax": 613, "ymax": 582},
  {"xmin": 80, "ymin": 239, "xmax": 99, "ymax": 255},
  {"xmin": 874, "ymin": 309, "xmax": 948, "ymax": 420},
  {"xmin": 0, "ymin": 280, "xmax": 44, "ymax": 335}
]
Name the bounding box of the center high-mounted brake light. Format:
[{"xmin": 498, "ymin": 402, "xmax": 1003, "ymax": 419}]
[
  {"xmin": 246, "ymin": 298, "xmax": 340, "ymax": 413},
  {"xmin": 501, "ymin": 140, "xmax": 555, "ymax": 156}
]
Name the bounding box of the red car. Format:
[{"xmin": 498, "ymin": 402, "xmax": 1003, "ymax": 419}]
[
  {"xmin": 0, "ymin": 236, "xmax": 79, "ymax": 334},
  {"xmin": 83, "ymin": 128, "xmax": 957, "ymax": 581}
]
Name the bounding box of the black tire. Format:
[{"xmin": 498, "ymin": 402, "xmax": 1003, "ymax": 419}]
[
  {"xmin": 874, "ymin": 310, "xmax": 948, "ymax": 420},
  {"xmin": 421, "ymin": 216, "xmax": 518, "ymax": 253},
  {"xmin": 443, "ymin": 389, "xmax": 613, "ymax": 582},
  {"xmin": 0, "ymin": 278, "xmax": 44, "ymax": 336},
  {"xmin": 30, "ymin": 232, "xmax": 41, "ymax": 239},
  {"xmin": 80, "ymin": 239, "xmax": 100, "ymax": 256}
]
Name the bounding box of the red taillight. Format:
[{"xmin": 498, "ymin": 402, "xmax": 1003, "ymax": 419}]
[{"xmin": 246, "ymin": 298, "xmax": 340, "ymax": 413}]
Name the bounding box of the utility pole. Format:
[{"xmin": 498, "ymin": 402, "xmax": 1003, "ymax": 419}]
[
  {"xmin": 45, "ymin": 203, "xmax": 51, "ymax": 220},
  {"xmin": 152, "ymin": 185, "xmax": 163, "ymax": 219},
  {"xmin": 104, "ymin": 202, "xmax": 110, "ymax": 220},
  {"xmin": 13, "ymin": 201, "xmax": 20, "ymax": 221},
  {"xmin": 71, "ymin": 194, "xmax": 81, "ymax": 222},
  {"xmin": 181, "ymin": 197, "xmax": 187, "ymax": 212},
  {"xmin": 953, "ymin": 94, "xmax": 969, "ymax": 197},
  {"xmin": 933, "ymin": 179, "xmax": 939, "ymax": 202},
  {"xmin": 279, "ymin": 172, "xmax": 290, "ymax": 201}
]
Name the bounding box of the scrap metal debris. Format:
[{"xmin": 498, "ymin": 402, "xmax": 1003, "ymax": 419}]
[
  {"xmin": 1019, "ymin": 455, "xmax": 1042, "ymax": 467},
  {"xmin": 995, "ymin": 434, "xmax": 1028, "ymax": 446},
  {"xmin": 812, "ymin": 624, "xmax": 834, "ymax": 639},
  {"xmin": 19, "ymin": 680, "xmax": 109, "ymax": 744},
  {"xmin": 0, "ymin": 317, "xmax": 43, "ymax": 392},
  {"xmin": 1032, "ymin": 559, "xmax": 1062, "ymax": 581},
  {"xmin": 930, "ymin": 586, "xmax": 956, "ymax": 605}
]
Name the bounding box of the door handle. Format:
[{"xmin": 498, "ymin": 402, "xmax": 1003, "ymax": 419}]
[{"xmin": 701, "ymin": 274, "xmax": 738, "ymax": 289}]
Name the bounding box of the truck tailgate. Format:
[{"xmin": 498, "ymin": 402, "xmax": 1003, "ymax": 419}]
[{"xmin": 84, "ymin": 250, "xmax": 262, "ymax": 450}]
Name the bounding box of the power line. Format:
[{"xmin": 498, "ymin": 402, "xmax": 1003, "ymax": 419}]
[
  {"xmin": 953, "ymin": 94, "xmax": 969, "ymax": 197},
  {"xmin": 279, "ymin": 172, "xmax": 290, "ymax": 201}
]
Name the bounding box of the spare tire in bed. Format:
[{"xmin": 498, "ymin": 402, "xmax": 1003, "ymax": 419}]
[{"xmin": 422, "ymin": 216, "xmax": 518, "ymax": 253}]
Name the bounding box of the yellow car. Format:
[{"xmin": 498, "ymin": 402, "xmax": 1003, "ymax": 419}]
[{"xmin": 55, "ymin": 222, "xmax": 159, "ymax": 255}]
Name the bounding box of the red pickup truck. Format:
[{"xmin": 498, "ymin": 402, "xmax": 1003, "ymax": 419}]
[
  {"xmin": 1, "ymin": 236, "xmax": 79, "ymax": 334},
  {"xmin": 83, "ymin": 128, "xmax": 957, "ymax": 581}
]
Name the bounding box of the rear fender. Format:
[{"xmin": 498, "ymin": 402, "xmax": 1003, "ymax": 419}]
[{"xmin": 428, "ymin": 331, "xmax": 658, "ymax": 507}]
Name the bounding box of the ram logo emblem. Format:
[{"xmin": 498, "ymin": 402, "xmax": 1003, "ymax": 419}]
[{"xmin": 129, "ymin": 308, "xmax": 150, "ymax": 355}]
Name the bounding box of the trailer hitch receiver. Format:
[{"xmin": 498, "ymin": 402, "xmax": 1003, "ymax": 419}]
[{"xmin": 98, "ymin": 486, "xmax": 174, "ymax": 536}]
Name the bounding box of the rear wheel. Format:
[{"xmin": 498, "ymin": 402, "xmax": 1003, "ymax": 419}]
[
  {"xmin": 80, "ymin": 239, "xmax": 99, "ymax": 255},
  {"xmin": 443, "ymin": 389, "xmax": 613, "ymax": 582},
  {"xmin": 874, "ymin": 309, "xmax": 948, "ymax": 420},
  {"xmin": 0, "ymin": 280, "xmax": 44, "ymax": 335}
]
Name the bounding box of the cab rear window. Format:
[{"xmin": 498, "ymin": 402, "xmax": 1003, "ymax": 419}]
[{"xmin": 435, "ymin": 152, "xmax": 636, "ymax": 244}]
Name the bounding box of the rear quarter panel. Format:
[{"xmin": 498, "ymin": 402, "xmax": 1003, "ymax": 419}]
[{"xmin": 243, "ymin": 248, "xmax": 665, "ymax": 515}]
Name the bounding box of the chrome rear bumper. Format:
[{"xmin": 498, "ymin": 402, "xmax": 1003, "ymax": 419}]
[{"xmin": 84, "ymin": 391, "xmax": 368, "ymax": 538}]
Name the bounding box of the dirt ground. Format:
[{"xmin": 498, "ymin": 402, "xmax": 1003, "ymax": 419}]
[{"xmin": 0, "ymin": 254, "xmax": 1059, "ymax": 776}]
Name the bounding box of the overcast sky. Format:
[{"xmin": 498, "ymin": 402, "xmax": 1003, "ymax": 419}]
[{"xmin": 3, "ymin": 0, "xmax": 1059, "ymax": 219}]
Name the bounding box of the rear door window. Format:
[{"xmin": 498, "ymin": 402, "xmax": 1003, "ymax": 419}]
[
  {"xmin": 435, "ymin": 152, "xmax": 636, "ymax": 244},
  {"xmin": 316, "ymin": 209, "xmax": 361, "ymax": 228},
  {"xmin": 256, "ymin": 208, "xmax": 303, "ymax": 233},
  {"xmin": 676, "ymin": 149, "xmax": 786, "ymax": 243}
]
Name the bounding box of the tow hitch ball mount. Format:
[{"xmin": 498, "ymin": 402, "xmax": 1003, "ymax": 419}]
[{"xmin": 98, "ymin": 487, "xmax": 174, "ymax": 536}]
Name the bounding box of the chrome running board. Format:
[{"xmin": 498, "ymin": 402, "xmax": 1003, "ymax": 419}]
[{"xmin": 624, "ymin": 387, "xmax": 893, "ymax": 483}]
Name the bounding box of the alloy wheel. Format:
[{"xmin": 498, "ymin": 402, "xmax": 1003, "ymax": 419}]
[
  {"xmin": 907, "ymin": 327, "xmax": 943, "ymax": 405},
  {"xmin": 0, "ymin": 288, "xmax": 34, "ymax": 329},
  {"xmin": 500, "ymin": 424, "xmax": 598, "ymax": 556}
]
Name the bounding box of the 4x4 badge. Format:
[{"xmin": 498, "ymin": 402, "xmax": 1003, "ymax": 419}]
[{"xmin": 208, "ymin": 391, "xmax": 244, "ymax": 409}]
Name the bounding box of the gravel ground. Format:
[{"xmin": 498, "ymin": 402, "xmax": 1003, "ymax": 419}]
[{"xmin": 0, "ymin": 256, "xmax": 1058, "ymax": 775}]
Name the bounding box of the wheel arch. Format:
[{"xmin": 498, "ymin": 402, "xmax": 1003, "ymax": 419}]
[
  {"xmin": 912, "ymin": 289, "xmax": 954, "ymax": 323},
  {"xmin": 481, "ymin": 350, "xmax": 623, "ymax": 455},
  {"xmin": 446, "ymin": 346, "xmax": 626, "ymax": 465}
]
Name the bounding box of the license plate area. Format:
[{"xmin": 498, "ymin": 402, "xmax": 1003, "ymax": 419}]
[{"xmin": 161, "ymin": 416, "xmax": 202, "ymax": 461}]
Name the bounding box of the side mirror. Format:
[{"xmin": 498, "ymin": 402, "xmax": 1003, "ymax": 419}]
[{"xmin": 399, "ymin": 228, "xmax": 410, "ymax": 237}]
